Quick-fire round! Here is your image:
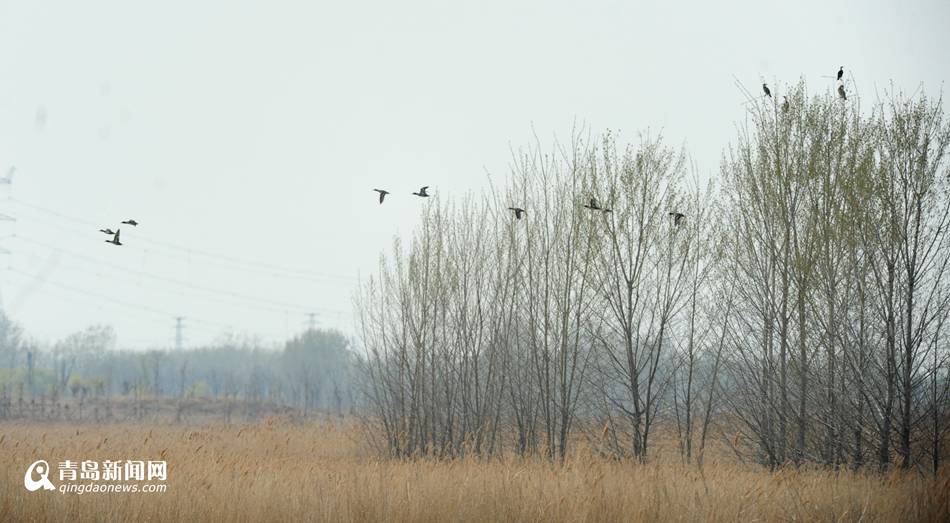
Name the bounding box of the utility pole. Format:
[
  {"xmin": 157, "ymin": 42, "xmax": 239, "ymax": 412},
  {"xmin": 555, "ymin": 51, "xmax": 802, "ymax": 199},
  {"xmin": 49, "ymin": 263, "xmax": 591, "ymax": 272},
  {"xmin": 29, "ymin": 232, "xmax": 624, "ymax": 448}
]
[{"xmin": 174, "ymin": 317, "xmax": 184, "ymax": 351}]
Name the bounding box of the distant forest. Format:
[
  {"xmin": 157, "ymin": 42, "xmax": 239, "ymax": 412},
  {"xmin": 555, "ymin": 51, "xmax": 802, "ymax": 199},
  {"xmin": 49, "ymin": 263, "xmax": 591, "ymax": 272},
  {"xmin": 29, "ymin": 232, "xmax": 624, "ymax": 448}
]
[{"xmin": 0, "ymin": 315, "xmax": 358, "ymax": 423}]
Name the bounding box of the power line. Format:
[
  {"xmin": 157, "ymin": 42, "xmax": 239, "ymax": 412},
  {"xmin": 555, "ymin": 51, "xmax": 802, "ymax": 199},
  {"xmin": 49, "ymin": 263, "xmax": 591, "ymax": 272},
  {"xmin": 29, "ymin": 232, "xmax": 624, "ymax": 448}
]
[
  {"xmin": 9, "ymin": 197, "xmax": 361, "ymax": 284},
  {"xmin": 5, "ymin": 267, "xmax": 300, "ymax": 347},
  {"xmin": 12, "ymin": 206, "xmax": 358, "ymax": 286},
  {"xmin": 4, "ymin": 196, "xmax": 353, "ymax": 341},
  {"xmin": 7, "ymin": 269, "xmax": 174, "ymax": 329},
  {"xmin": 6, "ymin": 265, "xmax": 234, "ymax": 330},
  {"xmin": 10, "ymin": 235, "xmax": 343, "ymax": 315},
  {"xmin": 4, "ymin": 268, "xmax": 225, "ymax": 347},
  {"xmin": 10, "ymin": 196, "xmax": 348, "ymax": 277}
]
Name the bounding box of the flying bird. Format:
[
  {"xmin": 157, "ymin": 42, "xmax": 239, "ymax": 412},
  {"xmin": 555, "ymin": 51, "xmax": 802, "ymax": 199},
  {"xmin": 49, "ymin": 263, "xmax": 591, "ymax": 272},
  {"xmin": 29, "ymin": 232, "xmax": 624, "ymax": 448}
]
[
  {"xmin": 373, "ymin": 189, "xmax": 390, "ymax": 204},
  {"xmin": 583, "ymin": 197, "xmax": 612, "ymax": 213},
  {"xmin": 412, "ymin": 186, "xmax": 430, "ymax": 197},
  {"xmin": 99, "ymin": 228, "xmax": 116, "ymax": 235},
  {"xmin": 669, "ymin": 212, "xmax": 686, "ymax": 226},
  {"xmin": 105, "ymin": 229, "xmax": 122, "ymax": 246},
  {"xmin": 781, "ymin": 96, "xmax": 789, "ymax": 113},
  {"xmin": 838, "ymin": 84, "xmax": 847, "ymax": 100},
  {"xmin": 508, "ymin": 207, "xmax": 526, "ymax": 220},
  {"xmin": 837, "ymin": 66, "xmax": 844, "ymax": 81},
  {"xmin": 762, "ymin": 83, "xmax": 772, "ymax": 98},
  {"xmin": 121, "ymin": 219, "xmax": 138, "ymax": 226}
]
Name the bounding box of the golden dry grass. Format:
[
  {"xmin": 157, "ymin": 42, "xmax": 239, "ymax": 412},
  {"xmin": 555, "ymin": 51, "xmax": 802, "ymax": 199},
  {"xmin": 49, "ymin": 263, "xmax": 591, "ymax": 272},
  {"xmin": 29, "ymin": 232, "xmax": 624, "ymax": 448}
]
[{"xmin": 1, "ymin": 418, "xmax": 947, "ymax": 522}]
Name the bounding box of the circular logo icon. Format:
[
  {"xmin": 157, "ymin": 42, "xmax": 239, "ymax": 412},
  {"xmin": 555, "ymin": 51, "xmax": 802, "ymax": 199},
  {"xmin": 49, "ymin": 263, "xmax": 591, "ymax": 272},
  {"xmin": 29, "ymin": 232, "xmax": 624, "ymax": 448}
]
[{"xmin": 24, "ymin": 460, "xmax": 56, "ymax": 492}]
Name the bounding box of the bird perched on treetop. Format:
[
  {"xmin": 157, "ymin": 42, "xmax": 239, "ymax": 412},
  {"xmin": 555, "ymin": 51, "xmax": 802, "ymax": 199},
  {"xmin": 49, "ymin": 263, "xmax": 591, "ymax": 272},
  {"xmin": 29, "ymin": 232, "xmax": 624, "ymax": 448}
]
[
  {"xmin": 762, "ymin": 83, "xmax": 772, "ymax": 98},
  {"xmin": 838, "ymin": 84, "xmax": 847, "ymax": 100},
  {"xmin": 782, "ymin": 96, "xmax": 789, "ymax": 113},
  {"xmin": 837, "ymin": 66, "xmax": 844, "ymax": 81}
]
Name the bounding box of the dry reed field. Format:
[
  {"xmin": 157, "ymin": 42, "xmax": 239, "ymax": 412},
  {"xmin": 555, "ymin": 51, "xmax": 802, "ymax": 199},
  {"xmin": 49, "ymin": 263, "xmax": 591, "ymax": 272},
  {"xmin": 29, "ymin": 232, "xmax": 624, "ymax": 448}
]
[{"xmin": 1, "ymin": 418, "xmax": 948, "ymax": 522}]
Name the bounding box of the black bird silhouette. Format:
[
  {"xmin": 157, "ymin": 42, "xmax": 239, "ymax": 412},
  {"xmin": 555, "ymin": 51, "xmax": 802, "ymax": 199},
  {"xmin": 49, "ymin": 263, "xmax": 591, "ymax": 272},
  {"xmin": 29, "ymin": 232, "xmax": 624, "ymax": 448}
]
[
  {"xmin": 508, "ymin": 207, "xmax": 526, "ymax": 220},
  {"xmin": 105, "ymin": 229, "xmax": 122, "ymax": 246},
  {"xmin": 762, "ymin": 83, "xmax": 772, "ymax": 98},
  {"xmin": 781, "ymin": 96, "xmax": 789, "ymax": 113},
  {"xmin": 583, "ymin": 197, "xmax": 612, "ymax": 213},
  {"xmin": 669, "ymin": 212, "xmax": 686, "ymax": 226},
  {"xmin": 373, "ymin": 189, "xmax": 390, "ymax": 204},
  {"xmin": 412, "ymin": 186, "xmax": 430, "ymax": 197},
  {"xmin": 121, "ymin": 219, "xmax": 138, "ymax": 226},
  {"xmin": 99, "ymin": 228, "xmax": 115, "ymax": 235},
  {"xmin": 837, "ymin": 66, "xmax": 844, "ymax": 81},
  {"xmin": 838, "ymin": 84, "xmax": 847, "ymax": 100}
]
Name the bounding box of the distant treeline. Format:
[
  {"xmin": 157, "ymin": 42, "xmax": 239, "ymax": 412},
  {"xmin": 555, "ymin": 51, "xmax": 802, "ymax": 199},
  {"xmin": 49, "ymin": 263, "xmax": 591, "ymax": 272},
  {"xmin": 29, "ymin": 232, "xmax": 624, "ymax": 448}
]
[{"xmin": 0, "ymin": 317, "xmax": 358, "ymax": 421}]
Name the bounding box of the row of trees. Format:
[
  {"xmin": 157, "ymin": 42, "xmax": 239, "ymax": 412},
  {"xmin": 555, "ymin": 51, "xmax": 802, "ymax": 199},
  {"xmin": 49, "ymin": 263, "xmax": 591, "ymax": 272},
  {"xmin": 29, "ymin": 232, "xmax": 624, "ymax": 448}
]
[
  {"xmin": 0, "ymin": 318, "xmax": 357, "ymax": 419},
  {"xmin": 355, "ymin": 81, "xmax": 950, "ymax": 472}
]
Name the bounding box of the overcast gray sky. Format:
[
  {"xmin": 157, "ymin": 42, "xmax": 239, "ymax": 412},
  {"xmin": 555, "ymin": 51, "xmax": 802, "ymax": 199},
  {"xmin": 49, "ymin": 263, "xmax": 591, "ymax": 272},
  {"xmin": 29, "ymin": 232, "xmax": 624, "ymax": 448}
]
[{"xmin": 0, "ymin": 0, "xmax": 947, "ymax": 349}]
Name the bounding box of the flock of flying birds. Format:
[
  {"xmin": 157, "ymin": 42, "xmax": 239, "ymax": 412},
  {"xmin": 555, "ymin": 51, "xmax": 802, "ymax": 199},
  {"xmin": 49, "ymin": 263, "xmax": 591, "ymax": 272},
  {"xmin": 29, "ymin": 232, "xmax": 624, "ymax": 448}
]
[
  {"xmin": 372, "ymin": 185, "xmax": 430, "ymax": 204},
  {"xmin": 99, "ymin": 218, "xmax": 139, "ymax": 246},
  {"xmin": 73, "ymin": 66, "xmax": 850, "ymax": 250},
  {"xmin": 369, "ymin": 68, "xmax": 855, "ymax": 225},
  {"xmin": 99, "ymin": 67, "xmax": 848, "ymax": 244},
  {"xmin": 762, "ymin": 66, "xmax": 848, "ymax": 111},
  {"xmin": 371, "ymin": 187, "xmax": 687, "ymax": 226},
  {"xmin": 95, "ymin": 68, "xmax": 850, "ymax": 247}
]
